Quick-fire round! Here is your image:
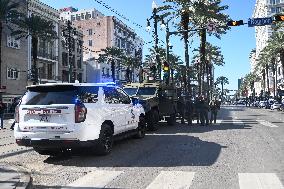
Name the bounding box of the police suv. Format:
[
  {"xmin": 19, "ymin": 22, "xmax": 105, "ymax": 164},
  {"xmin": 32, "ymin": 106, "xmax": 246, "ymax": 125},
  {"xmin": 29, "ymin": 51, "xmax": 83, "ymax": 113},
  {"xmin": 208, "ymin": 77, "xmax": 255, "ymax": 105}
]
[{"xmin": 14, "ymin": 82, "xmax": 146, "ymax": 156}]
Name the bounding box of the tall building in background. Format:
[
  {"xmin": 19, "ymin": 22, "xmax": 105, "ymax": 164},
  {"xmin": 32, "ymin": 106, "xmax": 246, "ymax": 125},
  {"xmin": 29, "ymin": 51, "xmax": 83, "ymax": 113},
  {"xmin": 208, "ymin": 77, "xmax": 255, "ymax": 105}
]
[
  {"xmin": 60, "ymin": 7, "xmax": 144, "ymax": 83},
  {"xmin": 253, "ymin": 0, "xmax": 284, "ymax": 96}
]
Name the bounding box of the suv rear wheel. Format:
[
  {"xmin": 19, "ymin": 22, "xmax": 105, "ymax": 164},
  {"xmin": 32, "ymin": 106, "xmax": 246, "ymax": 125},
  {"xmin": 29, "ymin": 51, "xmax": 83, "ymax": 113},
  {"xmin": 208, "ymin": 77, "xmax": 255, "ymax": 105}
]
[
  {"xmin": 95, "ymin": 124, "xmax": 113, "ymax": 155},
  {"xmin": 134, "ymin": 116, "xmax": 146, "ymax": 139}
]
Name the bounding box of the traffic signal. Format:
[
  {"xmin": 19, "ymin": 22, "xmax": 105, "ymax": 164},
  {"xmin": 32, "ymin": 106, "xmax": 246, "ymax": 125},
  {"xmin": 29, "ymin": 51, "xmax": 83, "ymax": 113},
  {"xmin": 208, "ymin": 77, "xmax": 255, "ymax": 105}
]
[
  {"xmin": 274, "ymin": 15, "xmax": 284, "ymax": 21},
  {"xmin": 163, "ymin": 61, "xmax": 169, "ymax": 71},
  {"xmin": 227, "ymin": 20, "xmax": 244, "ymax": 26}
]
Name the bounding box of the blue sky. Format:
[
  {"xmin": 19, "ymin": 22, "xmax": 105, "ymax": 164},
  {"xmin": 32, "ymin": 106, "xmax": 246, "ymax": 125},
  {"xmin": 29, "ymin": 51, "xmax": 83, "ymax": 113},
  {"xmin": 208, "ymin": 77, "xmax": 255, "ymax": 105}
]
[{"xmin": 42, "ymin": 0, "xmax": 256, "ymax": 90}]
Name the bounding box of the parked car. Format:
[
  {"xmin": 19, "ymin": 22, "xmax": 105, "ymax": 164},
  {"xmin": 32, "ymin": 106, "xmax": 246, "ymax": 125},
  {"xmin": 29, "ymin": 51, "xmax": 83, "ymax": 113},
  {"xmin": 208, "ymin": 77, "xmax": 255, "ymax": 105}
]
[
  {"xmin": 270, "ymin": 102, "xmax": 282, "ymax": 110},
  {"xmin": 258, "ymin": 101, "xmax": 268, "ymax": 108},
  {"xmin": 14, "ymin": 82, "xmax": 146, "ymax": 156},
  {"xmin": 280, "ymin": 104, "xmax": 284, "ymax": 111}
]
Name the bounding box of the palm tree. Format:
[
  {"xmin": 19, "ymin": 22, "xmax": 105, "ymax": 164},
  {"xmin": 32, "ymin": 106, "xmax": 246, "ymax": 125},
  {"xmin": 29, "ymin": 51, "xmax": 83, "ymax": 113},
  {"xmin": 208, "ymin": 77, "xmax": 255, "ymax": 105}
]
[
  {"xmin": 193, "ymin": 42, "xmax": 225, "ymax": 98},
  {"xmin": 99, "ymin": 47, "xmax": 124, "ymax": 82},
  {"xmin": 0, "ymin": 0, "xmax": 19, "ymax": 87},
  {"xmin": 215, "ymin": 76, "xmax": 229, "ymax": 101},
  {"xmin": 122, "ymin": 56, "xmax": 140, "ymax": 83},
  {"xmin": 11, "ymin": 14, "xmax": 57, "ymax": 84},
  {"xmin": 159, "ymin": 0, "xmax": 230, "ymax": 95}
]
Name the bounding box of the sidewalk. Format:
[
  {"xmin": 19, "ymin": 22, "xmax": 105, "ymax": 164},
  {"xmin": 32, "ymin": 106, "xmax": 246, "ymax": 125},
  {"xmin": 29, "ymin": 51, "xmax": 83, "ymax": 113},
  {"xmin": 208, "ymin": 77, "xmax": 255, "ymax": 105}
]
[{"xmin": 0, "ymin": 165, "xmax": 32, "ymax": 189}]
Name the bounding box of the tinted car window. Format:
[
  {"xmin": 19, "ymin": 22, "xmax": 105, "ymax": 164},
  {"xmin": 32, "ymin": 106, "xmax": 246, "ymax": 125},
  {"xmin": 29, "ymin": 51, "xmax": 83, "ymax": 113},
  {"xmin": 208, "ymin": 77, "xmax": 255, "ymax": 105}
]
[
  {"xmin": 21, "ymin": 86, "xmax": 77, "ymax": 105},
  {"xmin": 21, "ymin": 85, "xmax": 99, "ymax": 105},
  {"xmin": 123, "ymin": 88, "xmax": 138, "ymax": 96},
  {"xmin": 137, "ymin": 87, "xmax": 157, "ymax": 95}
]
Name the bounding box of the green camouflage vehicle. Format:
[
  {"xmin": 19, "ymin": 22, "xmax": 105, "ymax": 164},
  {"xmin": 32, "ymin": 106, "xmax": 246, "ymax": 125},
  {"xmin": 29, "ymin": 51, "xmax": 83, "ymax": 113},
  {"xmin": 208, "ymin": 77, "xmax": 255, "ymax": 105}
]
[{"xmin": 123, "ymin": 82, "xmax": 177, "ymax": 130}]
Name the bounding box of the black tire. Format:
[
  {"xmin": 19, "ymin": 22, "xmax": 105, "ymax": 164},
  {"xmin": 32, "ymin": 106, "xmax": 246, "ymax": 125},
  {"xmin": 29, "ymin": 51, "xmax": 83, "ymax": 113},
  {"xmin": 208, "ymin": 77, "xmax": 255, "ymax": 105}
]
[
  {"xmin": 134, "ymin": 116, "xmax": 146, "ymax": 139},
  {"xmin": 33, "ymin": 147, "xmax": 61, "ymax": 156},
  {"xmin": 95, "ymin": 124, "xmax": 113, "ymax": 156},
  {"xmin": 167, "ymin": 113, "xmax": 176, "ymax": 125},
  {"xmin": 147, "ymin": 110, "xmax": 159, "ymax": 131}
]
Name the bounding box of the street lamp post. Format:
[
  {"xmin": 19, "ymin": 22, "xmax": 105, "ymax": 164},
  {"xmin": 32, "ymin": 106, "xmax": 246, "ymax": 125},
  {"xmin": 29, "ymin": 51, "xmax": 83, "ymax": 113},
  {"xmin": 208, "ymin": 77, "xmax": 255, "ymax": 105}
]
[
  {"xmin": 62, "ymin": 20, "xmax": 77, "ymax": 83},
  {"xmin": 147, "ymin": 0, "xmax": 164, "ymax": 82}
]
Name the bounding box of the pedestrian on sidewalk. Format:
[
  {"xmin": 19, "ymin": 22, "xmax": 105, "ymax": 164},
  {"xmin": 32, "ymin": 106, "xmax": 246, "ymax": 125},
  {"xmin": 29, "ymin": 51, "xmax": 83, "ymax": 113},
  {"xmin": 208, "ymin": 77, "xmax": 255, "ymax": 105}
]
[{"xmin": 0, "ymin": 100, "xmax": 6, "ymax": 129}]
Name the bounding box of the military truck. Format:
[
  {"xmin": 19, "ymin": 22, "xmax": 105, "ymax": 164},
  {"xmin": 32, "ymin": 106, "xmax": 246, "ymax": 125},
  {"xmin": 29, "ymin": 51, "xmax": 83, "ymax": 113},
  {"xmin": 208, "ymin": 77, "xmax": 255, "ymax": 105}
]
[{"xmin": 123, "ymin": 82, "xmax": 177, "ymax": 130}]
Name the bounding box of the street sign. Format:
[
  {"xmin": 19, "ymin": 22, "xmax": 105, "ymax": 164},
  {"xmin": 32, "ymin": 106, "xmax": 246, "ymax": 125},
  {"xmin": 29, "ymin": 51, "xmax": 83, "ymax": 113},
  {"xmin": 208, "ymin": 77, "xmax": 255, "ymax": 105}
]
[{"xmin": 248, "ymin": 17, "xmax": 273, "ymax": 27}]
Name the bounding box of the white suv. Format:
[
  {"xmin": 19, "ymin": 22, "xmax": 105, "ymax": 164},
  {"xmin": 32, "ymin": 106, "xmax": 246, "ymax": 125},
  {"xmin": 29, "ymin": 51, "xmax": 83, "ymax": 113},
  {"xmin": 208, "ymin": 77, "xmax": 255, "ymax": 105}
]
[{"xmin": 14, "ymin": 83, "xmax": 145, "ymax": 156}]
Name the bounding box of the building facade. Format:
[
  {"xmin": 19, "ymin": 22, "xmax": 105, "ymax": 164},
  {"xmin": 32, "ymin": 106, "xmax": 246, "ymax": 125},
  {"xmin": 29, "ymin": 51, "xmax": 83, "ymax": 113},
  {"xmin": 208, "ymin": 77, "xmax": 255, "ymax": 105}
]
[
  {"xmin": 253, "ymin": 0, "xmax": 284, "ymax": 96},
  {"xmin": 60, "ymin": 7, "xmax": 143, "ymax": 83},
  {"xmin": 59, "ymin": 21, "xmax": 84, "ymax": 83}
]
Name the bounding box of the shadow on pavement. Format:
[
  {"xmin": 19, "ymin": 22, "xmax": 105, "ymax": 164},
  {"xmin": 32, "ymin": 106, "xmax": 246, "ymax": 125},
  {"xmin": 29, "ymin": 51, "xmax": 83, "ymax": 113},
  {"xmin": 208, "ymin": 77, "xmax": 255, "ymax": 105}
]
[{"xmin": 44, "ymin": 130, "xmax": 225, "ymax": 168}]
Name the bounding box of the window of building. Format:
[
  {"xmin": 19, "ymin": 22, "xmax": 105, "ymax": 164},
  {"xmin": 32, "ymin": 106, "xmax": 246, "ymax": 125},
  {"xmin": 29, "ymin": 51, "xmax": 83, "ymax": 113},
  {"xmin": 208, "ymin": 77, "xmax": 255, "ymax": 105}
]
[
  {"xmin": 62, "ymin": 52, "xmax": 68, "ymax": 66},
  {"xmin": 47, "ymin": 64, "xmax": 53, "ymax": 80},
  {"xmin": 7, "ymin": 35, "xmax": 20, "ymax": 49},
  {"xmin": 81, "ymin": 13, "xmax": 85, "ymax": 20},
  {"xmin": 278, "ymin": 67, "xmax": 281, "ymax": 75},
  {"xmin": 85, "ymin": 12, "xmax": 91, "ymax": 20},
  {"xmin": 7, "ymin": 68, "xmax": 19, "ymax": 80},
  {"xmin": 88, "ymin": 29, "xmax": 93, "ymax": 35},
  {"xmin": 71, "ymin": 15, "xmax": 75, "ymax": 21},
  {"xmin": 62, "ymin": 70, "xmax": 68, "ymax": 82},
  {"xmin": 106, "ymin": 68, "xmax": 110, "ymax": 77},
  {"xmin": 276, "ymin": 7, "xmax": 282, "ymax": 13},
  {"xmin": 88, "ymin": 40, "xmax": 93, "ymax": 46},
  {"xmin": 102, "ymin": 67, "xmax": 105, "ymax": 76},
  {"xmin": 77, "ymin": 58, "xmax": 82, "ymax": 69},
  {"xmin": 76, "ymin": 14, "xmax": 81, "ymax": 21}
]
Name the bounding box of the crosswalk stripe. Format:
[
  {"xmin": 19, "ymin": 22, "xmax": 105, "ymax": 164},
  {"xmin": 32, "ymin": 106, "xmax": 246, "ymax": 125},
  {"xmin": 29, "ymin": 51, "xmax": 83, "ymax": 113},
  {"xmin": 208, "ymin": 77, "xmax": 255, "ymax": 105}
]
[
  {"xmin": 146, "ymin": 171, "xmax": 195, "ymax": 189},
  {"xmin": 232, "ymin": 120, "xmax": 244, "ymax": 125},
  {"xmin": 257, "ymin": 120, "xmax": 278, "ymax": 128},
  {"xmin": 65, "ymin": 170, "xmax": 123, "ymax": 188},
  {"xmin": 238, "ymin": 173, "xmax": 284, "ymax": 189}
]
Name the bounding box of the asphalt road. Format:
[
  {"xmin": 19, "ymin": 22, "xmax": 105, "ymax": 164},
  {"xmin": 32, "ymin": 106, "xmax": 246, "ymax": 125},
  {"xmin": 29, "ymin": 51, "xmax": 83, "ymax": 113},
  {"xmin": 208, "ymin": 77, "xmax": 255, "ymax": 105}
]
[{"xmin": 0, "ymin": 106, "xmax": 283, "ymax": 189}]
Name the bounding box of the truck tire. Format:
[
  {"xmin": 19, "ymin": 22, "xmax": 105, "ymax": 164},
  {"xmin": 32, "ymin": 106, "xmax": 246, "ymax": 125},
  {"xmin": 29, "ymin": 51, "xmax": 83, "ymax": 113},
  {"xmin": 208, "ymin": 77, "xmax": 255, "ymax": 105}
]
[
  {"xmin": 134, "ymin": 116, "xmax": 146, "ymax": 139},
  {"xmin": 167, "ymin": 113, "xmax": 176, "ymax": 125},
  {"xmin": 147, "ymin": 110, "xmax": 159, "ymax": 131},
  {"xmin": 94, "ymin": 124, "xmax": 113, "ymax": 155}
]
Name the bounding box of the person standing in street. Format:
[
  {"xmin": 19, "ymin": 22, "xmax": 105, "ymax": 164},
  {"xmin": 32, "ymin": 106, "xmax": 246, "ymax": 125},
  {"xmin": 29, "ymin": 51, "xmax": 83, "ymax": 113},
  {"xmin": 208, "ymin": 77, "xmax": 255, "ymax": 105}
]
[
  {"xmin": 186, "ymin": 98, "xmax": 194, "ymax": 125},
  {"xmin": 209, "ymin": 99, "xmax": 219, "ymax": 124},
  {"xmin": 199, "ymin": 96, "xmax": 209, "ymax": 126},
  {"xmin": 0, "ymin": 100, "xmax": 6, "ymax": 129}
]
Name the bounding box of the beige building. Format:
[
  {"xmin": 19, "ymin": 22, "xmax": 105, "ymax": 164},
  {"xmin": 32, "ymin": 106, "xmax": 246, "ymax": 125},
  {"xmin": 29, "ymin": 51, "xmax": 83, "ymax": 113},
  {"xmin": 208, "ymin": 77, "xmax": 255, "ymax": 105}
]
[
  {"xmin": 59, "ymin": 21, "xmax": 84, "ymax": 83},
  {"xmin": 60, "ymin": 7, "xmax": 143, "ymax": 83},
  {"xmin": 253, "ymin": 0, "xmax": 284, "ymax": 96}
]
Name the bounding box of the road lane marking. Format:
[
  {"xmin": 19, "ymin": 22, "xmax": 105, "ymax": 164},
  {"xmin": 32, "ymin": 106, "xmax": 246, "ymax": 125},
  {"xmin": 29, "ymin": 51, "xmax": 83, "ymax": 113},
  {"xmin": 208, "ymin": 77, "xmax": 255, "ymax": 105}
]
[
  {"xmin": 232, "ymin": 120, "xmax": 244, "ymax": 125},
  {"xmin": 66, "ymin": 170, "xmax": 123, "ymax": 188},
  {"xmin": 146, "ymin": 171, "xmax": 195, "ymax": 189},
  {"xmin": 257, "ymin": 120, "xmax": 278, "ymax": 128},
  {"xmin": 238, "ymin": 173, "xmax": 284, "ymax": 189}
]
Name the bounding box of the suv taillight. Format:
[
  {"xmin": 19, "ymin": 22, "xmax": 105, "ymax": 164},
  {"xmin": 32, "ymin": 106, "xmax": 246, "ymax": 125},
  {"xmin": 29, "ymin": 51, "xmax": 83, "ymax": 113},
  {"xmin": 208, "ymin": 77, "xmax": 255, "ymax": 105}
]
[
  {"xmin": 75, "ymin": 104, "xmax": 87, "ymax": 123},
  {"xmin": 15, "ymin": 105, "xmax": 19, "ymax": 123}
]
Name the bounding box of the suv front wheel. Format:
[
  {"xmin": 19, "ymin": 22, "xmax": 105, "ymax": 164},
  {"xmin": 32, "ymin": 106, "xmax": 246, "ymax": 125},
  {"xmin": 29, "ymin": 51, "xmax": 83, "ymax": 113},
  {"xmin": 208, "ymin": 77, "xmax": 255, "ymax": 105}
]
[{"xmin": 134, "ymin": 116, "xmax": 146, "ymax": 139}]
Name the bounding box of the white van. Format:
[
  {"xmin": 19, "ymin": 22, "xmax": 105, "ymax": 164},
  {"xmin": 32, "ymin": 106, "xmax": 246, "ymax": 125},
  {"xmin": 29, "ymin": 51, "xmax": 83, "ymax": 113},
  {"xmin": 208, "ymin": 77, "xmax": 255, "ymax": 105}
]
[{"xmin": 14, "ymin": 83, "xmax": 145, "ymax": 156}]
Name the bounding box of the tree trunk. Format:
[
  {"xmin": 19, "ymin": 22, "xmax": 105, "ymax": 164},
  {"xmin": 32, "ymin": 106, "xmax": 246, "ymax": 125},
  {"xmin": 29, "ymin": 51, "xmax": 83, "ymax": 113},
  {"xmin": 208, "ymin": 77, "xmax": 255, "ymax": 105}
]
[
  {"xmin": 221, "ymin": 81, "xmax": 224, "ymax": 101},
  {"xmin": 265, "ymin": 64, "xmax": 270, "ymax": 94},
  {"xmin": 32, "ymin": 36, "xmax": 38, "ymax": 84},
  {"xmin": 111, "ymin": 59, "xmax": 115, "ymax": 82},
  {"xmin": 280, "ymin": 51, "xmax": 284, "ymax": 79},
  {"xmin": 262, "ymin": 69, "xmax": 266, "ymax": 91},
  {"xmin": 181, "ymin": 12, "xmax": 190, "ymax": 96},
  {"xmin": 199, "ymin": 29, "xmax": 206, "ymax": 96},
  {"xmin": 0, "ymin": 22, "xmax": 3, "ymax": 90}
]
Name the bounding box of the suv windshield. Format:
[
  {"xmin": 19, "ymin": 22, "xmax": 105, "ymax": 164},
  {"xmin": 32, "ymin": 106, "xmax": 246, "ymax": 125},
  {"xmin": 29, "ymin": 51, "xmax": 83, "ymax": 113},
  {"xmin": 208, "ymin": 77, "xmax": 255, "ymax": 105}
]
[
  {"xmin": 137, "ymin": 87, "xmax": 157, "ymax": 96},
  {"xmin": 123, "ymin": 88, "xmax": 138, "ymax": 96},
  {"xmin": 21, "ymin": 85, "xmax": 99, "ymax": 105}
]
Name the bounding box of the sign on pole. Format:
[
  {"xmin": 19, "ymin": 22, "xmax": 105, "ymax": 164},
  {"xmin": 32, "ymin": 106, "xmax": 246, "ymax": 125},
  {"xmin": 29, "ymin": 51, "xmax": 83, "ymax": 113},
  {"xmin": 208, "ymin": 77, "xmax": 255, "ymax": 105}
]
[{"xmin": 248, "ymin": 17, "xmax": 273, "ymax": 27}]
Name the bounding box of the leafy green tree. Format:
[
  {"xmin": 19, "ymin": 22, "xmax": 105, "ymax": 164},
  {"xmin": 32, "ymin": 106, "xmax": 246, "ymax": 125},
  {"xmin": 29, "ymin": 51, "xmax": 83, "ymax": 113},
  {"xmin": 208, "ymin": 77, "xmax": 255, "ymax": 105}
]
[
  {"xmin": 98, "ymin": 47, "xmax": 124, "ymax": 82},
  {"xmin": 11, "ymin": 14, "xmax": 57, "ymax": 84},
  {"xmin": 122, "ymin": 56, "xmax": 140, "ymax": 82},
  {"xmin": 215, "ymin": 76, "xmax": 229, "ymax": 100},
  {"xmin": 0, "ymin": 0, "xmax": 19, "ymax": 86}
]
